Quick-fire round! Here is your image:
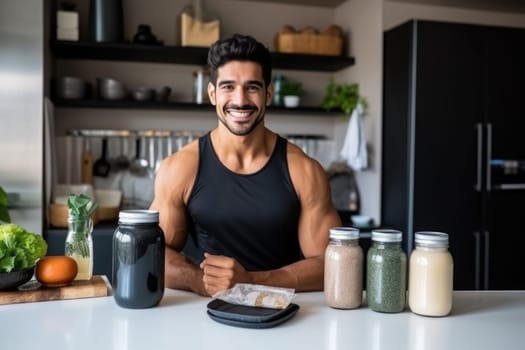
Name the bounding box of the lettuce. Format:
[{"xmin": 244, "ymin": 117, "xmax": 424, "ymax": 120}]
[{"xmin": 0, "ymin": 223, "xmax": 47, "ymax": 272}]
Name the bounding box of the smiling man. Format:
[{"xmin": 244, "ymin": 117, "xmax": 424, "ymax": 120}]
[{"xmin": 150, "ymin": 34, "xmax": 341, "ymax": 296}]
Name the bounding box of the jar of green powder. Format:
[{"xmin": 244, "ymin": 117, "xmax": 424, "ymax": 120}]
[{"xmin": 366, "ymin": 229, "xmax": 406, "ymax": 313}]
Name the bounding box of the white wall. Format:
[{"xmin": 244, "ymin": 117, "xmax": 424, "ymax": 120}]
[{"xmin": 334, "ymin": 0, "xmax": 384, "ymax": 224}]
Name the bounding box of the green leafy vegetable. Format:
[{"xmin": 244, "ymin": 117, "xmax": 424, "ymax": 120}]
[
  {"xmin": 65, "ymin": 194, "xmax": 98, "ymax": 258},
  {"xmin": 0, "ymin": 186, "xmax": 11, "ymax": 223},
  {"xmin": 0, "ymin": 223, "xmax": 47, "ymax": 272}
]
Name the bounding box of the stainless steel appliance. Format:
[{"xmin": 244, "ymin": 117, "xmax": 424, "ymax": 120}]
[{"xmin": 0, "ymin": 0, "xmax": 44, "ymax": 233}]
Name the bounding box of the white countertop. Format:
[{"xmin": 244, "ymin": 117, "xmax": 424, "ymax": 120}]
[{"xmin": 1, "ymin": 289, "xmax": 524, "ymax": 350}]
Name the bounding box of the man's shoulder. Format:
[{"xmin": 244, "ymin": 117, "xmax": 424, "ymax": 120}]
[
  {"xmin": 286, "ymin": 142, "xmax": 328, "ymax": 188},
  {"xmin": 159, "ymin": 140, "xmax": 200, "ymax": 180}
]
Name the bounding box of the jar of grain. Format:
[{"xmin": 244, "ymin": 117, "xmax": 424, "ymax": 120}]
[
  {"xmin": 366, "ymin": 229, "xmax": 406, "ymax": 313},
  {"xmin": 408, "ymin": 231, "xmax": 453, "ymax": 317},
  {"xmin": 324, "ymin": 227, "xmax": 363, "ymax": 309}
]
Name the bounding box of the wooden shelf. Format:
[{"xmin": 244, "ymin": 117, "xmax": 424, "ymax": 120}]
[
  {"xmin": 52, "ymin": 98, "xmax": 343, "ymax": 115},
  {"xmin": 51, "ymin": 40, "xmax": 354, "ymax": 72}
]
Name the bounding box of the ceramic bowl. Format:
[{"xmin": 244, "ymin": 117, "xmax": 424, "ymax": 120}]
[
  {"xmin": 56, "ymin": 76, "xmax": 86, "ymax": 99},
  {"xmin": 283, "ymin": 95, "xmax": 300, "ymax": 108},
  {"xmin": 132, "ymin": 87, "xmax": 155, "ymax": 102},
  {"xmin": 351, "ymin": 215, "xmax": 372, "ymax": 228},
  {"xmin": 95, "ymin": 189, "xmax": 122, "ymax": 221},
  {"xmin": 97, "ymin": 77, "xmax": 127, "ymax": 100},
  {"xmin": 0, "ymin": 266, "xmax": 35, "ymax": 290}
]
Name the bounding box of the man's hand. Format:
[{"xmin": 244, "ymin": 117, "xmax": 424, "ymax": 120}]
[{"xmin": 200, "ymin": 253, "xmax": 253, "ymax": 296}]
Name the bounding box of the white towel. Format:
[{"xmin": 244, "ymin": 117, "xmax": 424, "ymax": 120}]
[{"xmin": 339, "ymin": 103, "xmax": 367, "ymax": 171}]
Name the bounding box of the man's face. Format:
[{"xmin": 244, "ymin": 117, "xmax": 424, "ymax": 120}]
[{"xmin": 208, "ymin": 61, "xmax": 272, "ymax": 136}]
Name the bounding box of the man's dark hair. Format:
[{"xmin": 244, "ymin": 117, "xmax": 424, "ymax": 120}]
[{"xmin": 207, "ymin": 34, "xmax": 272, "ymax": 88}]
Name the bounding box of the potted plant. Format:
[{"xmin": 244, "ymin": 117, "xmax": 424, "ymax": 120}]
[
  {"xmin": 280, "ymin": 80, "xmax": 304, "ymax": 108},
  {"xmin": 321, "ymin": 78, "xmax": 367, "ymax": 115}
]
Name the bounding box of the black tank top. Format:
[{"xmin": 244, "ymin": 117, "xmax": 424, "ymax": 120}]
[{"xmin": 186, "ymin": 132, "xmax": 302, "ymax": 271}]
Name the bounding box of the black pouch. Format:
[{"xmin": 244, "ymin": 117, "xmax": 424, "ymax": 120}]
[{"xmin": 206, "ymin": 299, "xmax": 300, "ymax": 329}]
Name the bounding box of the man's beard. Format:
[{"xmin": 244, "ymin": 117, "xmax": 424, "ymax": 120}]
[{"xmin": 219, "ymin": 104, "xmax": 265, "ymax": 136}]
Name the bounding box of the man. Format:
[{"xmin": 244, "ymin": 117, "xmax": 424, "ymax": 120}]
[{"xmin": 150, "ymin": 34, "xmax": 341, "ymax": 297}]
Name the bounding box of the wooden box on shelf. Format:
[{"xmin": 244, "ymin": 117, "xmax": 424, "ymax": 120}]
[{"xmin": 275, "ymin": 32, "xmax": 343, "ymax": 56}]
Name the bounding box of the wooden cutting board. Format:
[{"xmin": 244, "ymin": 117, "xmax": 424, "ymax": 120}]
[{"xmin": 0, "ymin": 275, "xmax": 110, "ymax": 305}]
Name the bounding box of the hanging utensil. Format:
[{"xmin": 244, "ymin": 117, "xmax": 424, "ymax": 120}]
[
  {"xmin": 93, "ymin": 137, "xmax": 111, "ymax": 177},
  {"xmin": 81, "ymin": 137, "xmax": 93, "ymax": 184},
  {"xmin": 129, "ymin": 137, "xmax": 149, "ymax": 176},
  {"xmin": 113, "ymin": 135, "xmax": 130, "ymax": 170}
]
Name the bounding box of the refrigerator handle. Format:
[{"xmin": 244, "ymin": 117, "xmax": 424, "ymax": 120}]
[
  {"xmin": 474, "ymin": 231, "xmax": 481, "ymax": 290},
  {"xmin": 483, "ymin": 230, "xmax": 490, "ymax": 290},
  {"xmin": 486, "ymin": 123, "xmax": 492, "ymax": 192},
  {"xmin": 475, "ymin": 123, "xmax": 483, "ymax": 192}
]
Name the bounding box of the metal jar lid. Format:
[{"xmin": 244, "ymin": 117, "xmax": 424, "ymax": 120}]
[
  {"xmin": 414, "ymin": 231, "xmax": 449, "ymax": 247},
  {"xmin": 119, "ymin": 209, "xmax": 159, "ymax": 224},
  {"xmin": 371, "ymin": 229, "xmax": 402, "ymax": 242},
  {"xmin": 329, "ymin": 227, "xmax": 360, "ymax": 240}
]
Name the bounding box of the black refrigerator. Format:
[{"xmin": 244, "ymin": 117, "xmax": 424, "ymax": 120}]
[{"xmin": 381, "ymin": 19, "xmax": 525, "ymax": 290}]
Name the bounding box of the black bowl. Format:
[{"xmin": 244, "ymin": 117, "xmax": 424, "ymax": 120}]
[{"xmin": 0, "ymin": 266, "xmax": 35, "ymax": 290}]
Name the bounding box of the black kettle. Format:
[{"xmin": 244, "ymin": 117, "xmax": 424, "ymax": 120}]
[{"xmin": 89, "ymin": 0, "xmax": 123, "ymax": 42}]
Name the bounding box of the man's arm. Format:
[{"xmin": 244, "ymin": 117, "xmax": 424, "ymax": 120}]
[
  {"xmin": 251, "ymin": 145, "xmax": 341, "ymax": 290},
  {"xmin": 149, "ymin": 143, "xmax": 208, "ymax": 296}
]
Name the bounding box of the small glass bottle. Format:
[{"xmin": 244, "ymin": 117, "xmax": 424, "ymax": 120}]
[
  {"xmin": 112, "ymin": 210, "xmax": 165, "ymax": 309},
  {"xmin": 324, "ymin": 227, "xmax": 363, "ymax": 309},
  {"xmin": 272, "ymin": 75, "xmax": 284, "ymax": 106},
  {"xmin": 65, "ymin": 212, "xmax": 94, "ymax": 280},
  {"xmin": 408, "ymin": 231, "xmax": 454, "ymax": 317},
  {"xmin": 193, "ymin": 68, "xmax": 209, "ymax": 104},
  {"xmin": 367, "ymin": 229, "xmax": 406, "ymax": 313}
]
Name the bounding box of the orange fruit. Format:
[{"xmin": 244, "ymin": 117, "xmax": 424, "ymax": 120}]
[{"xmin": 35, "ymin": 256, "xmax": 78, "ymax": 287}]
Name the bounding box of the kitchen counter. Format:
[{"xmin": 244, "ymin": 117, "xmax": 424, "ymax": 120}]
[{"xmin": 1, "ymin": 289, "xmax": 524, "ymax": 350}]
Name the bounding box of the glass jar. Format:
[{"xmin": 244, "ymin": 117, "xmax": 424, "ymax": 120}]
[
  {"xmin": 408, "ymin": 231, "xmax": 454, "ymax": 317},
  {"xmin": 272, "ymin": 75, "xmax": 284, "ymax": 106},
  {"xmin": 324, "ymin": 227, "xmax": 363, "ymax": 309},
  {"xmin": 193, "ymin": 68, "xmax": 209, "ymax": 104},
  {"xmin": 112, "ymin": 210, "xmax": 165, "ymax": 309},
  {"xmin": 367, "ymin": 229, "xmax": 406, "ymax": 313},
  {"xmin": 65, "ymin": 213, "xmax": 94, "ymax": 281}
]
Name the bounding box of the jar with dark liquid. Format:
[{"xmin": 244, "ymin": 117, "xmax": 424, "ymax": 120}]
[{"xmin": 112, "ymin": 210, "xmax": 165, "ymax": 308}]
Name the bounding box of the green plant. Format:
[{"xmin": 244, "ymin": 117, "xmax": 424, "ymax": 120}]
[
  {"xmin": 0, "ymin": 186, "xmax": 11, "ymax": 223},
  {"xmin": 67, "ymin": 193, "xmax": 98, "ymax": 219},
  {"xmin": 321, "ymin": 78, "xmax": 367, "ymax": 115},
  {"xmin": 0, "ymin": 223, "xmax": 48, "ymax": 272},
  {"xmin": 280, "ymin": 80, "xmax": 304, "ymax": 96},
  {"xmin": 66, "ymin": 193, "xmax": 98, "ymax": 258}
]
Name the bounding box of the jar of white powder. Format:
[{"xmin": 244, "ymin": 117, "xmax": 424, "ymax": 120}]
[
  {"xmin": 324, "ymin": 227, "xmax": 363, "ymax": 309},
  {"xmin": 408, "ymin": 231, "xmax": 454, "ymax": 316}
]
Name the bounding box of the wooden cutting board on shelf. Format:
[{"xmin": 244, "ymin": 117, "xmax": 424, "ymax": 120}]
[{"xmin": 0, "ymin": 275, "xmax": 110, "ymax": 305}]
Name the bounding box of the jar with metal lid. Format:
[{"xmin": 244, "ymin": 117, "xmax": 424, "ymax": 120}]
[
  {"xmin": 324, "ymin": 227, "xmax": 363, "ymax": 309},
  {"xmin": 366, "ymin": 229, "xmax": 406, "ymax": 313},
  {"xmin": 193, "ymin": 68, "xmax": 209, "ymax": 104},
  {"xmin": 408, "ymin": 231, "xmax": 454, "ymax": 316},
  {"xmin": 112, "ymin": 210, "xmax": 165, "ymax": 309}
]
